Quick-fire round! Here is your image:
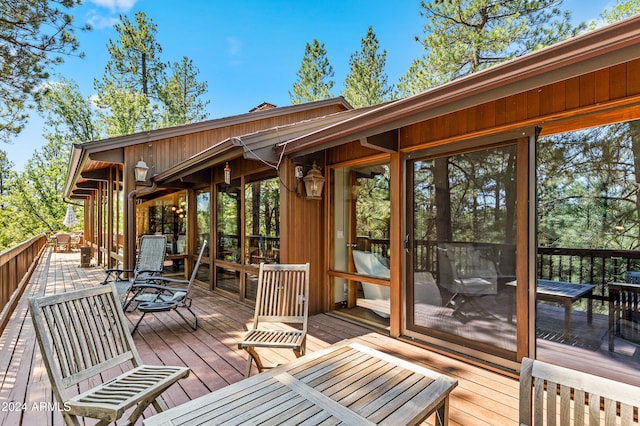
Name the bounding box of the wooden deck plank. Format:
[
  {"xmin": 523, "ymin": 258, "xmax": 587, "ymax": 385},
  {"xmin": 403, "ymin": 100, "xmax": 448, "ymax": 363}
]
[{"xmin": 0, "ymin": 249, "xmax": 521, "ymax": 425}]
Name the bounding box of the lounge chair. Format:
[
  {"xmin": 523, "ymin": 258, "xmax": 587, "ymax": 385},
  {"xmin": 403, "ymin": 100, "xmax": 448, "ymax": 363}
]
[
  {"xmin": 437, "ymin": 243, "xmax": 497, "ymax": 314},
  {"xmin": 129, "ymin": 241, "xmax": 207, "ymax": 333},
  {"xmin": 101, "ymin": 234, "xmax": 167, "ymax": 305},
  {"xmin": 352, "ymin": 250, "xmax": 442, "ymax": 318}
]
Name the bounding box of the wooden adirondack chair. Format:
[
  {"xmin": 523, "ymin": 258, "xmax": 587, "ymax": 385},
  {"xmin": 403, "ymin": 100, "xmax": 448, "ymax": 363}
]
[
  {"xmin": 28, "ymin": 284, "xmax": 190, "ymax": 426},
  {"xmin": 238, "ymin": 263, "xmax": 310, "ymax": 377}
]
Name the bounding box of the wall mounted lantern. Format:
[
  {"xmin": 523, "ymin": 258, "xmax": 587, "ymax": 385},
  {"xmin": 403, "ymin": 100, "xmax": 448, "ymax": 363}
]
[
  {"xmin": 224, "ymin": 162, "xmax": 231, "ymax": 185},
  {"xmin": 303, "ymin": 162, "xmax": 325, "ymax": 200},
  {"xmin": 134, "ymin": 158, "xmax": 149, "ymax": 182}
]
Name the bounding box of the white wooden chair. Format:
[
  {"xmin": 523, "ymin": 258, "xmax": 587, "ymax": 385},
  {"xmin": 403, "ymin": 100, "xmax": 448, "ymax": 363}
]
[
  {"xmin": 519, "ymin": 357, "xmax": 640, "ymax": 425},
  {"xmin": 28, "ymin": 284, "xmax": 190, "ymax": 426},
  {"xmin": 238, "ymin": 263, "xmax": 309, "ymax": 377},
  {"xmin": 129, "ymin": 241, "xmax": 208, "ymax": 333}
]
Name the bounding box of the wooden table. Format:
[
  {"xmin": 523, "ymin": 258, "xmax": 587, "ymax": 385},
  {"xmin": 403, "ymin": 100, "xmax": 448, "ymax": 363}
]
[
  {"xmin": 507, "ymin": 279, "xmax": 595, "ymax": 337},
  {"xmin": 143, "ymin": 340, "xmax": 458, "ymax": 426}
]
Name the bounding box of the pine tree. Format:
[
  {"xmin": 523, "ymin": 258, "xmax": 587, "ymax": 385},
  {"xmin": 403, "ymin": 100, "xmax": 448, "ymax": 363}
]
[
  {"xmin": 94, "ymin": 12, "xmax": 164, "ymax": 136},
  {"xmin": 289, "ymin": 39, "xmax": 335, "ymax": 104},
  {"xmin": 159, "ymin": 56, "xmax": 210, "ymax": 126},
  {"xmin": 0, "ymin": 0, "xmax": 88, "ymax": 143},
  {"xmin": 95, "ymin": 12, "xmax": 165, "ymax": 98},
  {"xmin": 397, "ymin": 0, "xmax": 583, "ymax": 97},
  {"xmin": 342, "ymin": 27, "xmax": 393, "ymax": 108}
]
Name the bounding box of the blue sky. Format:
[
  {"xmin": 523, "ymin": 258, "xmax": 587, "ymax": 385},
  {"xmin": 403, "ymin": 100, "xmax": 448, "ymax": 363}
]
[{"xmin": 6, "ymin": 0, "xmax": 611, "ymax": 170}]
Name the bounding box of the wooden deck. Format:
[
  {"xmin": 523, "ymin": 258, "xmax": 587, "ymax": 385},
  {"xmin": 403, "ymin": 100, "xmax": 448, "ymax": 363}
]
[{"xmin": 0, "ymin": 249, "xmax": 521, "ymax": 425}]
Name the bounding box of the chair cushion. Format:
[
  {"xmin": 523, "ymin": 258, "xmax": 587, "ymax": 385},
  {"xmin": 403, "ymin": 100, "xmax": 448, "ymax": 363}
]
[{"xmin": 137, "ymin": 300, "xmax": 178, "ymax": 313}]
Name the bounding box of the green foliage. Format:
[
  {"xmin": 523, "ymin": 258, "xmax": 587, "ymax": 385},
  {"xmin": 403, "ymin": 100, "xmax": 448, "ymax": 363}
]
[
  {"xmin": 0, "ymin": 0, "xmax": 88, "ymax": 143},
  {"xmin": 3, "ymin": 136, "xmax": 72, "ymax": 248},
  {"xmin": 159, "ymin": 56, "xmax": 210, "ymax": 127},
  {"xmin": 397, "ymin": 0, "xmax": 583, "ymax": 97},
  {"xmin": 342, "ymin": 27, "xmax": 394, "ymax": 108},
  {"xmin": 96, "ymin": 82, "xmax": 156, "ymax": 136},
  {"xmin": 36, "ymin": 77, "xmax": 99, "ymax": 142},
  {"xmin": 596, "ymin": 0, "xmax": 640, "ymax": 25},
  {"xmin": 94, "ymin": 12, "xmax": 209, "ymax": 136},
  {"xmin": 355, "ymin": 165, "xmax": 391, "ymax": 240},
  {"xmin": 95, "ymin": 12, "xmax": 165, "ymax": 98},
  {"xmin": 290, "ymin": 39, "xmax": 335, "ymax": 104},
  {"xmin": 538, "ymin": 122, "xmax": 640, "ymax": 250}
]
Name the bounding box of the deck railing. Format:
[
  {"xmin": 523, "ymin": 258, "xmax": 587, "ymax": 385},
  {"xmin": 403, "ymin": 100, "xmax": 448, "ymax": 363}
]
[
  {"xmin": 537, "ymin": 246, "xmax": 640, "ymax": 302},
  {"xmin": 0, "ymin": 234, "xmax": 47, "ymax": 333},
  {"xmin": 362, "ymin": 236, "xmax": 640, "ymax": 303}
]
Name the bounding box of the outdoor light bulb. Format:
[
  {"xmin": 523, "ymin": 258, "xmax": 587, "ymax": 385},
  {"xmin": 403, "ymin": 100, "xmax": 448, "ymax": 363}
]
[{"xmin": 172, "ymin": 206, "xmax": 177, "ymax": 211}]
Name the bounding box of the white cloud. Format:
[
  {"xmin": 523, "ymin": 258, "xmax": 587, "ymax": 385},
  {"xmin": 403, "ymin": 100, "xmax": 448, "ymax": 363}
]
[
  {"xmin": 226, "ymin": 37, "xmax": 242, "ymax": 57},
  {"xmin": 88, "ymin": 0, "xmax": 138, "ymax": 12},
  {"xmin": 86, "ymin": 11, "xmax": 120, "ymax": 29}
]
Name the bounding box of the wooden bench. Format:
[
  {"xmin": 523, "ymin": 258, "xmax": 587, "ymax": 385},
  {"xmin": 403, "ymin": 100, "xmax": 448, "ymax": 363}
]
[
  {"xmin": 519, "ymin": 357, "xmax": 640, "ymax": 425},
  {"xmin": 608, "ymin": 281, "xmax": 640, "ymax": 351},
  {"xmin": 28, "ymin": 284, "xmax": 190, "ymax": 425}
]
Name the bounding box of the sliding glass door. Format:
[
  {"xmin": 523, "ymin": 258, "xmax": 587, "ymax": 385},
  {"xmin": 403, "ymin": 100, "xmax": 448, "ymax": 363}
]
[{"xmin": 405, "ymin": 143, "xmax": 518, "ymax": 358}]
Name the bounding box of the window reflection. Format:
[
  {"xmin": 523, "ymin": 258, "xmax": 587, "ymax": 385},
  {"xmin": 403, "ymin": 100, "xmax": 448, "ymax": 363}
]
[
  {"xmin": 408, "ymin": 144, "xmax": 517, "ymax": 355},
  {"xmin": 216, "ymin": 179, "xmax": 241, "ymax": 263},
  {"xmin": 245, "ymin": 176, "xmax": 280, "ymax": 265},
  {"xmin": 331, "ymin": 162, "xmax": 391, "ymax": 318}
]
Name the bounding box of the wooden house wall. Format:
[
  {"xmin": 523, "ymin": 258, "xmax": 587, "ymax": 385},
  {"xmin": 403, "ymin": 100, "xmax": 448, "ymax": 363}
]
[
  {"xmin": 279, "ymin": 159, "xmax": 326, "ymax": 313},
  {"xmin": 127, "ymin": 105, "xmax": 347, "ymax": 178},
  {"xmin": 400, "ymin": 59, "xmax": 640, "ymax": 148}
]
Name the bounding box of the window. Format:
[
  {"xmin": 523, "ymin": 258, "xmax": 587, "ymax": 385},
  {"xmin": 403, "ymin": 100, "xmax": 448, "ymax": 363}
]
[
  {"xmin": 331, "ymin": 162, "xmax": 391, "ymax": 317},
  {"xmin": 245, "ymin": 176, "xmax": 280, "ymax": 265},
  {"xmin": 216, "ymin": 179, "xmax": 241, "ymax": 263}
]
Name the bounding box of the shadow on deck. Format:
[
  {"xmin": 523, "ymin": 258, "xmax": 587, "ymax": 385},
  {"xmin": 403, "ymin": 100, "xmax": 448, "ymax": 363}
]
[{"xmin": 4, "ymin": 248, "xmax": 623, "ymax": 425}]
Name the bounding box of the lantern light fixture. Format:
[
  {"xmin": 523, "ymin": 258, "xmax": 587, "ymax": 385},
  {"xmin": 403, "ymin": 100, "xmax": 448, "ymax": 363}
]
[
  {"xmin": 224, "ymin": 162, "xmax": 231, "ymax": 185},
  {"xmin": 134, "ymin": 158, "xmax": 149, "ymax": 182},
  {"xmin": 303, "ymin": 162, "xmax": 325, "ymax": 200}
]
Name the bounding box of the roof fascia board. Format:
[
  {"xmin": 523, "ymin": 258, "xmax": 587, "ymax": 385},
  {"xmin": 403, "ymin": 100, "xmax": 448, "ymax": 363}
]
[{"xmin": 63, "ymin": 145, "xmax": 88, "ymax": 199}]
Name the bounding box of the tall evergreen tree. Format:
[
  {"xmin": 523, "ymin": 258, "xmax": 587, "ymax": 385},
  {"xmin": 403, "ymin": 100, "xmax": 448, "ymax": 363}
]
[
  {"xmin": 94, "ymin": 12, "xmax": 164, "ymax": 136},
  {"xmin": 397, "ymin": 0, "xmax": 583, "ymax": 97},
  {"xmin": 342, "ymin": 27, "xmax": 394, "ymax": 108},
  {"xmin": 95, "ymin": 11, "xmax": 165, "ymax": 98},
  {"xmin": 289, "ymin": 39, "xmax": 335, "ymax": 104},
  {"xmin": 159, "ymin": 56, "xmax": 210, "ymax": 126},
  {"xmin": 0, "ymin": 0, "xmax": 88, "ymax": 143}
]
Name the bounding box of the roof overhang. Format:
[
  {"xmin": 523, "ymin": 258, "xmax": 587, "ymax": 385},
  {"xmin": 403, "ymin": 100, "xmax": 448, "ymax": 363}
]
[
  {"xmin": 280, "ymin": 15, "xmax": 640, "ymax": 157},
  {"xmin": 153, "ymin": 106, "xmax": 381, "ymax": 184},
  {"xmin": 64, "ymin": 97, "xmax": 353, "ymax": 197}
]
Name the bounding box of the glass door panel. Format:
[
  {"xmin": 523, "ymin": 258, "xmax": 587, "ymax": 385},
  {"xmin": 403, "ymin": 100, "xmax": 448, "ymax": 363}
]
[
  {"xmin": 406, "ymin": 144, "xmax": 517, "ymax": 356},
  {"xmin": 331, "ymin": 162, "xmax": 391, "ymax": 321}
]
